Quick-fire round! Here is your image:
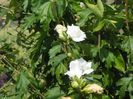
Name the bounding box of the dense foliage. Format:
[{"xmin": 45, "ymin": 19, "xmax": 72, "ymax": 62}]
[{"xmin": 0, "ymin": 0, "xmax": 133, "ymax": 99}]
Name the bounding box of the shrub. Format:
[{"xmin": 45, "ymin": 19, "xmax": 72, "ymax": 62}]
[{"xmin": 0, "ymin": 0, "xmax": 133, "ymax": 99}]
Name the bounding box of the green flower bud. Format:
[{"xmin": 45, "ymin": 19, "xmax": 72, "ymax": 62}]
[
  {"xmin": 67, "ymin": 53, "xmax": 72, "ymax": 57},
  {"xmin": 71, "ymin": 81, "xmax": 79, "ymax": 89},
  {"xmin": 79, "ymin": 79, "xmax": 87, "ymax": 88}
]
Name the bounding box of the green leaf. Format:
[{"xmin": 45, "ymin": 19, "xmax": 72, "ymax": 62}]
[
  {"xmin": 91, "ymin": 46, "xmax": 99, "ymax": 57},
  {"xmin": 119, "ymin": 85, "xmax": 127, "ymax": 99},
  {"xmin": 105, "ymin": 51, "xmax": 115, "ymax": 68},
  {"xmin": 55, "ymin": 63, "xmax": 67, "ymax": 84},
  {"xmin": 76, "ymin": 9, "xmax": 92, "ymax": 26},
  {"xmin": 23, "ymin": 0, "xmax": 29, "ymax": 11},
  {"xmin": 121, "ymin": 36, "xmax": 133, "ymax": 64},
  {"xmin": 85, "ymin": 0, "xmax": 104, "ymax": 17},
  {"xmin": 30, "ymin": 32, "xmax": 45, "ymax": 64},
  {"xmin": 102, "ymin": 94, "xmax": 110, "ymax": 99},
  {"xmin": 16, "ymin": 70, "xmax": 30, "ymax": 92},
  {"xmin": 116, "ymin": 77, "xmax": 133, "ymax": 99},
  {"xmin": 117, "ymin": 77, "xmax": 132, "ymax": 86},
  {"xmin": 93, "ymin": 20, "xmax": 105, "ymax": 32},
  {"xmin": 104, "ymin": 19, "xmax": 117, "ymax": 28},
  {"xmin": 114, "ymin": 52, "xmax": 125, "ymax": 72},
  {"xmin": 45, "ymin": 86, "xmax": 64, "ymax": 99},
  {"xmin": 49, "ymin": 2, "xmax": 58, "ymax": 21},
  {"xmin": 37, "ymin": 1, "xmax": 52, "ymax": 22},
  {"xmin": 21, "ymin": 14, "xmax": 37, "ymax": 31},
  {"xmin": 85, "ymin": 3, "xmax": 101, "ymax": 17},
  {"xmin": 102, "ymin": 72, "xmax": 113, "ymax": 87},
  {"xmin": 97, "ymin": 0, "xmax": 104, "ymax": 14},
  {"xmin": 56, "ymin": 0, "xmax": 67, "ymax": 18},
  {"xmin": 129, "ymin": 36, "xmax": 133, "ymax": 63},
  {"xmin": 128, "ymin": 81, "xmax": 133, "ymax": 92},
  {"xmin": 48, "ymin": 54, "xmax": 67, "ymax": 66},
  {"xmin": 129, "ymin": 92, "xmax": 133, "ymax": 99},
  {"xmin": 99, "ymin": 47, "xmax": 109, "ymax": 62},
  {"xmin": 49, "ymin": 45, "xmax": 62, "ymax": 58},
  {"xmin": 79, "ymin": 43, "xmax": 92, "ymax": 57}
]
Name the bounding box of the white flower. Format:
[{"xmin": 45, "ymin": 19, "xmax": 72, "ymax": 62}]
[
  {"xmin": 66, "ymin": 24, "xmax": 86, "ymax": 42},
  {"xmin": 65, "ymin": 58, "xmax": 93, "ymax": 78},
  {"xmin": 55, "ymin": 24, "xmax": 67, "ymax": 39}
]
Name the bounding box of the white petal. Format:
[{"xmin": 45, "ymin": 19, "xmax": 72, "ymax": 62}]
[
  {"xmin": 66, "ymin": 24, "xmax": 86, "ymax": 42},
  {"xmin": 65, "ymin": 58, "xmax": 94, "ymax": 78},
  {"xmin": 83, "ymin": 69, "xmax": 94, "ymax": 75},
  {"xmin": 82, "ymin": 62, "xmax": 92, "ymax": 71},
  {"xmin": 78, "ymin": 58, "xmax": 88, "ymax": 66},
  {"xmin": 65, "ymin": 59, "xmax": 83, "ymax": 78}
]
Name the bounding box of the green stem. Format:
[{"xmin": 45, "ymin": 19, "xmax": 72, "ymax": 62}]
[
  {"xmin": 98, "ymin": 33, "xmax": 101, "ymax": 58},
  {"xmin": 98, "ymin": 33, "xmax": 101, "ymax": 48},
  {"xmin": 125, "ymin": 0, "xmax": 129, "ymax": 31}
]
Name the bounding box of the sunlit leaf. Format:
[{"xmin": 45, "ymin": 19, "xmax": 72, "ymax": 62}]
[{"xmin": 93, "ymin": 20, "xmax": 105, "ymax": 32}]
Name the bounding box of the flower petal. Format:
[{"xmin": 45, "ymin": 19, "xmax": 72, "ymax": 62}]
[
  {"xmin": 65, "ymin": 58, "xmax": 94, "ymax": 78},
  {"xmin": 83, "ymin": 69, "xmax": 94, "ymax": 75},
  {"xmin": 66, "ymin": 24, "xmax": 86, "ymax": 42}
]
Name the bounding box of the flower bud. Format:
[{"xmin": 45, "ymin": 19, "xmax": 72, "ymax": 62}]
[
  {"xmin": 55, "ymin": 24, "xmax": 67, "ymax": 40},
  {"xmin": 71, "ymin": 81, "xmax": 79, "ymax": 89},
  {"xmin": 79, "ymin": 79, "xmax": 87, "ymax": 88},
  {"xmin": 82, "ymin": 84, "xmax": 103, "ymax": 94},
  {"xmin": 80, "ymin": 2, "xmax": 85, "ymax": 8},
  {"xmin": 67, "ymin": 53, "xmax": 72, "ymax": 57}
]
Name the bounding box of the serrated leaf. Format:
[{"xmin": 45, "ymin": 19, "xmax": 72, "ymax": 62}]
[
  {"xmin": 21, "ymin": 14, "xmax": 37, "ymax": 31},
  {"xmin": 76, "ymin": 9, "xmax": 92, "ymax": 26},
  {"xmin": 116, "ymin": 77, "xmax": 133, "ymax": 99},
  {"xmin": 116, "ymin": 77, "xmax": 132, "ymax": 86},
  {"xmin": 123, "ymin": 36, "xmax": 133, "ymax": 64},
  {"xmin": 48, "ymin": 54, "xmax": 67, "ymax": 66},
  {"xmin": 49, "ymin": 45, "xmax": 62, "ymax": 58},
  {"xmin": 16, "ymin": 70, "xmax": 30, "ymax": 92},
  {"xmin": 38, "ymin": 1, "xmax": 51, "ymax": 22},
  {"xmin": 45, "ymin": 86, "xmax": 64, "ymax": 99}
]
